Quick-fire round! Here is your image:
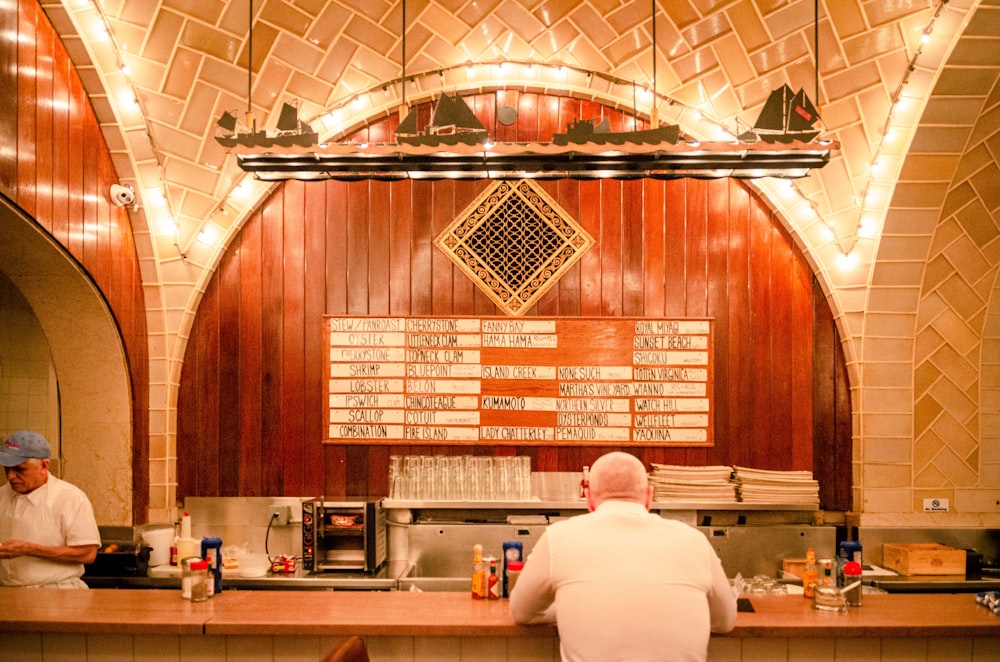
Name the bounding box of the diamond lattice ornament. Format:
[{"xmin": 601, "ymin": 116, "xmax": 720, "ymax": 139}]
[{"xmin": 435, "ymin": 180, "xmax": 595, "ymax": 316}]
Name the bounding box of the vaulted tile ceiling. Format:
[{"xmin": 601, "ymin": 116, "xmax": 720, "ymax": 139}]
[{"xmin": 39, "ymin": 0, "xmax": 1000, "ymax": 307}]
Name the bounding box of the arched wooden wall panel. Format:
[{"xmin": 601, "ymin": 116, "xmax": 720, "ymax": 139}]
[
  {"xmin": 178, "ymin": 93, "xmax": 851, "ymax": 510},
  {"xmin": 2, "ymin": 0, "xmax": 149, "ymax": 522}
]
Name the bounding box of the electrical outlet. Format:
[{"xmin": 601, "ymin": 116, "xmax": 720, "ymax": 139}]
[{"xmin": 268, "ymin": 504, "xmax": 291, "ymax": 525}]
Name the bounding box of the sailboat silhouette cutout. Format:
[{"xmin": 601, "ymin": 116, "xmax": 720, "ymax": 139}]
[
  {"xmin": 395, "ymin": 93, "xmax": 488, "ymax": 146},
  {"xmin": 742, "ymin": 85, "xmax": 821, "ymax": 144}
]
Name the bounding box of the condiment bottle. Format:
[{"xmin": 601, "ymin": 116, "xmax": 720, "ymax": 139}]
[
  {"xmin": 821, "ymin": 558, "xmax": 834, "ymax": 587},
  {"xmin": 506, "ymin": 560, "xmax": 523, "ymax": 596},
  {"xmin": 487, "ymin": 558, "xmax": 500, "ymax": 600},
  {"xmin": 802, "ymin": 548, "xmax": 818, "ymax": 598},
  {"xmin": 843, "ymin": 561, "xmax": 863, "ymax": 607},
  {"xmin": 189, "ymin": 559, "xmax": 210, "ymax": 602},
  {"xmin": 471, "ymin": 544, "xmax": 486, "ymax": 599}
]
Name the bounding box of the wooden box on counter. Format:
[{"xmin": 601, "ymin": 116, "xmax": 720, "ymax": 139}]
[{"xmin": 882, "ymin": 543, "xmax": 966, "ymax": 575}]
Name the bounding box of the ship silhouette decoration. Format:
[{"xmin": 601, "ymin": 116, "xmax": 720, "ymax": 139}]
[
  {"xmin": 233, "ymin": 87, "xmax": 835, "ymax": 181},
  {"xmin": 215, "ymin": 102, "xmax": 318, "ymax": 149},
  {"xmin": 739, "ymin": 84, "xmax": 821, "ymax": 144},
  {"xmin": 395, "ymin": 93, "xmax": 488, "ymax": 146},
  {"xmin": 552, "ymin": 117, "xmax": 680, "ymax": 146}
]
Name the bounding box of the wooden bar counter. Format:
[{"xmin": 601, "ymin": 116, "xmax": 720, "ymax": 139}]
[{"xmin": 1, "ymin": 588, "xmax": 998, "ymax": 661}]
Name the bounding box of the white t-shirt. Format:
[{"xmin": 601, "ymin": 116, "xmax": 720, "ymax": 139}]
[
  {"xmin": 0, "ymin": 475, "xmax": 101, "ymax": 588},
  {"xmin": 509, "ymin": 500, "xmax": 737, "ymax": 662}
]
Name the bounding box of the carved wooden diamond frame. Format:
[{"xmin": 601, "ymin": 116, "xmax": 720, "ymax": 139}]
[{"xmin": 435, "ymin": 179, "xmax": 595, "ymax": 316}]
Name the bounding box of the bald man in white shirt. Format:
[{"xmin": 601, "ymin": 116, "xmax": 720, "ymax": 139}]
[{"xmin": 510, "ymin": 451, "xmax": 737, "ymax": 662}]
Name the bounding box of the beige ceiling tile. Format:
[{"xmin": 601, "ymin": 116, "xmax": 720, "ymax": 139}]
[
  {"xmin": 761, "ymin": 0, "xmax": 814, "ymax": 40},
  {"xmin": 816, "ymin": 18, "xmax": 848, "ymax": 76},
  {"xmin": 317, "ymin": 39, "xmax": 360, "ymax": 89},
  {"xmin": 569, "ymin": 4, "xmax": 618, "ymax": 48},
  {"xmin": 815, "ymin": 95, "xmax": 861, "ymax": 131},
  {"xmin": 254, "ymin": 58, "xmax": 294, "ymax": 110},
  {"xmin": 947, "ymin": 38, "xmax": 1000, "ymax": 67},
  {"xmin": 689, "ymin": 0, "xmax": 731, "ymax": 14},
  {"xmin": 680, "ymin": 13, "xmax": 732, "ymax": 49},
  {"xmin": 672, "ymin": 46, "xmax": 720, "ymax": 84},
  {"xmin": 305, "ymin": 4, "xmax": 353, "ymax": 49},
  {"xmin": 604, "ymin": 29, "xmax": 651, "ymax": 69},
  {"xmin": 970, "ymin": 163, "xmax": 1000, "ymax": 213},
  {"xmin": 122, "ymin": 54, "xmax": 167, "ymax": 93},
  {"xmin": 166, "ymin": 158, "xmax": 223, "ymax": 195},
  {"xmin": 920, "ymin": 98, "xmax": 983, "ymax": 127},
  {"xmin": 940, "ymin": 183, "xmax": 976, "ymax": 220},
  {"xmin": 179, "ymin": 83, "xmax": 219, "ymax": 135},
  {"xmin": 912, "ymin": 463, "xmax": 948, "ymax": 489},
  {"xmin": 933, "ymin": 445, "xmax": 979, "ymax": 486},
  {"xmin": 843, "ymin": 24, "xmax": 904, "ymax": 67},
  {"xmin": 892, "ymin": 181, "xmax": 949, "ymax": 208},
  {"xmin": 831, "ymin": 119, "xmax": 871, "ymax": 178},
  {"xmin": 955, "ymin": 198, "xmax": 1000, "ymax": 247},
  {"xmin": 180, "ymin": 21, "xmax": 241, "ymax": 63},
  {"xmin": 286, "ymin": 72, "xmax": 334, "ymax": 107},
  {"xmin": 898, "ymin": 154, "xmax": 962, "ymax": 182},
  {"xmin": 457, "ymin": 0, "xmax": 503, "ymax": 26},
  {"xmin": 142, "ymin": 10, "xmax": 185, "ymax": 63},
  {"xmin": 162, "ymin": 48, "xmax": 202, "ymax": 100},
  {"xmin": 864, "ymin": 1, "xmax": 929, "ymax": 29},
  {"xmin": 933, "ymin": 67, "xmax": 1000, "ymax": 96},
  {"xmin": 826, "ymin": 0, "xmax": 866, "ymax": 39},
  {"xmin": 563, "ymin": 35, "xmax": 611, "ymax": 73},
  {"xmin": 60, "ymin": 37, "xmax": 94, "ymax": 70},
  {"xmin": 530, "ymin": 19, "xmax": 579, "ymax": 59},
  {"xmin": 112, "ymin": 22, "xmax": 154, "ymax": 60},
  {"xmin": 336, "ymin": 0, "xmax": 394, "ymax": 24},
  {"xmin": 254, "ymin": 0, "xmax": 312, "ymax": 38},
  {"xmin": 749, "ymin": 32, "xmax": 809, "ymax": 75},
  {"xmin": 270, "ymin": 32, "xmax": 325, "ymax": 74},
  {"xmin": 660, "ymin": 0, "xmax": 701, "ymax": 30},
  {"xmin": 823, "ymin": 61, "xmax": 881, "ymax": 99},
  {"xmin": 493, "ymin": 2, "xmax": 547, "ymax": 43},
  {"xmin": 726, "ymin": 1, "xmax": 770, "ymax": 52},
  {"xmin": 944, "ymin": 235, "xmax": 991, "ymax": 289},
  {"xmin": 532, "ymin": 0, "xmax": 580, "ymax": 27},
  {"xmin": 293, "ymin": 0, "xmax": 332, "ymax": 17},
  {"xmin": 150, "ymin": 122, "xmax": 204, "ymax": 163},
  {"xmin": 198, "ymin": 57, "xmax": 246, "ymax": 99},
  {"xmin": 699, "ymin": 70, "xmax": 742, "ymax": 118},
  {"xmin": 969, "ymin": 102, "xmax": 1000, "ymax": 146},
  {"xmin": 606, "ymin": 1, "xmax": 651, "ymax": 35},
  {"xmin": 161, "ymin": 0, "xmax": 226, "ymax": 26},
  {"xmin": 712, "ymin": 34, "xmax": 755, "ymax": 88},
  {"xmin": 909, "ymin": 126, "xmax": 973, "ymax": 153},
  {"xmin": 343, "ymin": 14, "xmax": 397, "ymax": 55},
  {"xmin": 346, "ymin": 48, "xmax": 399, "ymax": 85}
]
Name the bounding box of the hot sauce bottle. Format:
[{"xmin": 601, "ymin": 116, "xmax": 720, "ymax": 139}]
[{"xmin": 487, "ymin": 558, "xmax": 500, "ymax": 600}]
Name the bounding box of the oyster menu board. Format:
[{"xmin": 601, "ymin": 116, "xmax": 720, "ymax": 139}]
[{"xmin": 324, "ymin": 317, "xmax": 713, "ymax": 447}]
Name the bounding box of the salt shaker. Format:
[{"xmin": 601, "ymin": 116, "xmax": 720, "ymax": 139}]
[{"xmin": 843, "ymin": 561, "xmax": 863, "ymax": 607}]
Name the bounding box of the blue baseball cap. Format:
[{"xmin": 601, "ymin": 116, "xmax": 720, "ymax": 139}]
[{"xmin": 0, "ymin": 430, "xmax": 52, "ymax": 466}]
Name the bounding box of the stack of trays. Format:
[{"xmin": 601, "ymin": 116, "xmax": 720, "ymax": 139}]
[
  {"xmin": 648, "ymin": 464, "xmax": 736, "ymax": 503},
  {"xmin": 733, "ymin": 466, "xmax": 819, "ymax": 506}
]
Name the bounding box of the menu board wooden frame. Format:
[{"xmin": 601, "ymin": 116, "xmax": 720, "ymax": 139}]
[{"xmin": 324, "ymin": 316, "xmax": 713, "ymax": 447}]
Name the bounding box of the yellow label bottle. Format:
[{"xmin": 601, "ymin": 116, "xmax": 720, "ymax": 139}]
[
  {"xmin": 802, "ymin": 547, "xmax": 818, "ymax": 598},
  {"xmin": 471, "ymin": 544, "xmax": 486, "ymax": 599}
]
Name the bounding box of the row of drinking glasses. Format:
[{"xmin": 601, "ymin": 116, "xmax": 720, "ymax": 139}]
[{"xmin": 388, "ymin": 455, "xmax": 532, "ymax": 501}]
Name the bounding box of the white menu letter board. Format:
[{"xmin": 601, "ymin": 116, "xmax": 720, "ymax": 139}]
[{"xmin": 324, "ymin": 317, "xmax": 713, "ymax": 447}]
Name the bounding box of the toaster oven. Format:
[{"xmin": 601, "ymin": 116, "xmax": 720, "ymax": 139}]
[{"xmin": 301, "ymin": 498, "xmax": 386, "ymax": 573}]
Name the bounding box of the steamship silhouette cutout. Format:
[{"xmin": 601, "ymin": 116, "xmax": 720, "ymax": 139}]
[
  {"xmin": 552, "ymin": 117, "xmax": 680, "ymax": 146},
  {"xmin": 215, "ymin": 102, "xmax": 318, "ymax": 149},
  {"xmin": 739, "ymin": 84, "xmax": 821, "ymax": 144}
]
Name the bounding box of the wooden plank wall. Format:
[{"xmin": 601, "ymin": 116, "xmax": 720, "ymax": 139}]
[
  {"xmin": 3, "ymin": 0, "xmax": 150, "ymax": 521},
  {"xmin": 178, "ymin": 92, "xmax": 852, "ymax": 511}
]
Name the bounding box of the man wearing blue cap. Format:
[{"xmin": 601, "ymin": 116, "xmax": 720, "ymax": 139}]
[{"xmin": 0, "ymin": 430, "xmax": 100, "ymax": 588}]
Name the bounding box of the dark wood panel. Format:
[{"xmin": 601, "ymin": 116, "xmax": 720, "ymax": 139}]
[
  {"xmin": 238, "ymin": 208, "xmax": 264, "ymax": 495},
  {"xmin": 11, "ymin": 0, "xmax": 150, "ymax": 521},
  {"xmin": 176, "ymin": 92, "xmax": 852, "ymax": 509}
]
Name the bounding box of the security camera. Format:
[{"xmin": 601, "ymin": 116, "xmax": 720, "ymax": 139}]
[{"xmin": 110, "ymin": 184, "xmax": 135, "ymax": 207}]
